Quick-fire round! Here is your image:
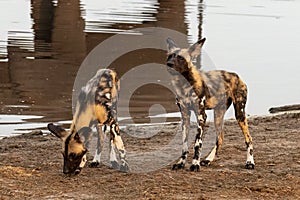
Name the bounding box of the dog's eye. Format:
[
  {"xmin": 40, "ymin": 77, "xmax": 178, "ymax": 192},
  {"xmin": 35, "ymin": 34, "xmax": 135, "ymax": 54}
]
[
  {"xmin": 69, "ymin": 153, "xmax": 78, "ymax": 161},
  {"xmin": 177, "ymin": 55, "xmax": 184, "ymax": 61},
  {"xmin": 167, "ymin": 54, "xmax": 173, "ymax": 60}
]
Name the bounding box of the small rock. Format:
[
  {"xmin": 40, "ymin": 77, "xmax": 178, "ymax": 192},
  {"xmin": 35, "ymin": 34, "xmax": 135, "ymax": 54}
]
[{"xmin": 26, "ymin": 130, "xmax": 43, "ymax": 136}]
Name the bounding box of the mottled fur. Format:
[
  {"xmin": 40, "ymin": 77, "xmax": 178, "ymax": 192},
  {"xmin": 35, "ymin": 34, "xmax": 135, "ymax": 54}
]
[
  {"xmin": 48, "ymin": 69, "xmax": 128, "ymax": 174},
  {"xmin": 166, "ymin": 38, "xmax": 255, "ymax": 171}
]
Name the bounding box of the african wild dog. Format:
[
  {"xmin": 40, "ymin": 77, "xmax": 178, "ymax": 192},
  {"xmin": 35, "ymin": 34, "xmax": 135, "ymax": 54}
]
[
  {"xmin": 48, "ymin": 69, "xmax": 129, "ymax": 174},
  {"xmin": 166, "ymin": 38, "xmax": 255, "ymax": 171}
]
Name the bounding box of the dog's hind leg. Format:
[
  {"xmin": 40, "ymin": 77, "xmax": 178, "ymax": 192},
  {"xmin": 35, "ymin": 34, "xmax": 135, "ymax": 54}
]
[
  {"xmin": 109, "ymin": 122, "xmax": 129, "ymax": 172},
  {"xmin": 233, "ymin": 83, "xmax": 255, "ymax": 169}
]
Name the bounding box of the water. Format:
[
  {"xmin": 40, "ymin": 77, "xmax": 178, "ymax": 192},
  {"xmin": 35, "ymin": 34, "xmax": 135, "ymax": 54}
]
[
  {"xmin": 0, "ymin": 114, "xmax": 45, "ymax": 137},
  {"xmin": 203, "ymin": 0, "xmax": 300, "ymax": 118},
  {"xmin": 0, "ymin": 0, "xmax": 299, "ymax": 137}
]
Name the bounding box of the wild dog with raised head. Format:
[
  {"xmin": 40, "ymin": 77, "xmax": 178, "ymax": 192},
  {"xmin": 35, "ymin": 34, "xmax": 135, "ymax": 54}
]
[
  {"xmin": 166, "ymin": 38, "xmax": 255, "ymax": 171},
  {"xmin": 48, "ymin": 69, "xmax": 129, "ymax": 174}
]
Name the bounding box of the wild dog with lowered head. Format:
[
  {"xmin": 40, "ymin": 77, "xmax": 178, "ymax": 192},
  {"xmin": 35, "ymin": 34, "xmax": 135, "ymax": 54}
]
[
  {"xmin": 48, "ymin": 69, "xmax": 129, "ymax": 174},
  {"xmin": 166, "ymin": 38, "xmax": 255, "ymax": 171}
]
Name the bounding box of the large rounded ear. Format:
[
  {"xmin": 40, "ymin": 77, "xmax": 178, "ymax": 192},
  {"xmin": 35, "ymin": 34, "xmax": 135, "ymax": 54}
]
[
  {"xmin": 47, "ymin": 123, "xmax": 69, "ymax": 140},
  {"xmin": 166, "ymin": 38, "xmax": 178, "ymax": 53},
  {"xmin": 188, "ymin": 38, "xmax": 206, "ymax": 59}
]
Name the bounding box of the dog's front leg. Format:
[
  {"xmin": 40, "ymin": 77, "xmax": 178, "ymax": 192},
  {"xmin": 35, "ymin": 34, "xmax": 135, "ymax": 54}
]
[
  {"xmin": 172, "ymin": 99, "xmax": 191, "ymax": 170},
  {"xmin": 190, "ymin": 96, "xmax": 207, "ymax": 171},
  {"xmin": 89, "ymin": 124, "xmax": 104, "ymax": 168}
]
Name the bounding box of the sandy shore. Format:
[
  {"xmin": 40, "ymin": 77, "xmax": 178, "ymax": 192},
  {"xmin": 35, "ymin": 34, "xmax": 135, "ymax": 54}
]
[{"xmin": 0, "ymin": 112, "xmax": 299, "ymax": 199}]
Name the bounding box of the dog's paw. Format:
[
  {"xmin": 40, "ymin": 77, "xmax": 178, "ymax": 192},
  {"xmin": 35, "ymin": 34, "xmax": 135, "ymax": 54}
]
[
  {"xmin": 190, "ymin": 164, "xmax": 200, "ymax": 172},
  {"xmin": 120, "ymin": 163, "xmax": 129, "ymax": 172},
  {"xmin": 200, "ymin": 160, "xmax": 211, "ymax": 167},
  {"xmin": 111, "ymin": 161, "xmax": 120, "ymax": 170},
  {"xmin": 89, "ymin": 161, "xmax": 100, "ymax": 168},
  {"xmin": 245, "ymin": 161, "xmax": 255, "ymax": 170},
  {"xmin": 172, "ymin": 163, "xmax": 185, "ymax": 170}
]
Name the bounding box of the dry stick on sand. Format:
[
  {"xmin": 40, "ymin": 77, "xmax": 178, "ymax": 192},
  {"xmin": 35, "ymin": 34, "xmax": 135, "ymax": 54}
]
[{"xmin": 269, "ymin": 104, "xmax": 300, "ymax": 114}]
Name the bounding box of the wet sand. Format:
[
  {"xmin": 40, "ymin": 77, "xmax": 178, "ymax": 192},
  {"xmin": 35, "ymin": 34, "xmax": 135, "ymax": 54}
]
[{"xmin": 0, "ymin": 112, "xmax": 299, "ymax": 199}]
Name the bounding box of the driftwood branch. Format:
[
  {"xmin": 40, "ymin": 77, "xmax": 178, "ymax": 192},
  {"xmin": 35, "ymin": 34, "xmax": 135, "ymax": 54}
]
[{"xmin": 269, "ymin": 104, "xmax": 300, "ymax": 114}]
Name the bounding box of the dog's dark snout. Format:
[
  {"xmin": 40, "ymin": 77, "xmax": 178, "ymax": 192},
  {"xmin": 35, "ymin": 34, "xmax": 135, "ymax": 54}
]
[
  {"xmin": 167, "ymin": 54, "xmax": 175, "ymax": 67},
  {"xmin": 167, "ymin": 63, "xmax": 173, "ymax": 67},
  {"xmin": 167, "ymin": 61, "xmax": 174, "ymax": 67}
]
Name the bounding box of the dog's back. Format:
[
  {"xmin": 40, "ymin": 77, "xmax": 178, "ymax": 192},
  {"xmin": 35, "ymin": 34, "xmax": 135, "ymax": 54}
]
[
  {"xmin": 201, "ymin": 70, "xmax": 247, "ymax": 110},
  {"xmin": 72, "ymin": 69, "xmax": 119, "ymax": 131}
]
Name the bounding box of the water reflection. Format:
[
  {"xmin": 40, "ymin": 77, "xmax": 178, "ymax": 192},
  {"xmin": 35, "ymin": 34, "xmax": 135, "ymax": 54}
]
[
  {"xmin": 84, "ymin": 0, "xmax": 159, "ymax": 33},
  {"xmin": 0, "ymin": 0, "xmax": 204, "ymax": 136},
  {"xmin": 1, "ymin": 0, "xmax": 299, "ymax": 137}
]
